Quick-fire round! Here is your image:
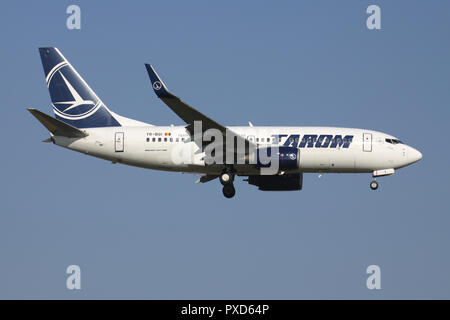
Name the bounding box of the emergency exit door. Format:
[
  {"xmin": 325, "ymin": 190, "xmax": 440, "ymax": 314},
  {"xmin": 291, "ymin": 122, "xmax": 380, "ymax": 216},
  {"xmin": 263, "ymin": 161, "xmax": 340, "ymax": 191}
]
[
  {"xmin": 363, "ymin": 133, "xmax": 372, "ymax": 152},
  {"xmin": 115, "ymin": 132, "xmax": 124, "ymax": 152}
]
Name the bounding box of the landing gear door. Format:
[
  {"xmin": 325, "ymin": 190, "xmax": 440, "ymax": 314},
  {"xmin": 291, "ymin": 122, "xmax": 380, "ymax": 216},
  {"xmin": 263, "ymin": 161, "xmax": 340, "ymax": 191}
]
[
  {"xmin": 363, "ymin": 133, "xmax": 372, "ymax": 152},
  {"xmin": 115, "ymin": 132, "xmax": 124, "ymax": 152}
]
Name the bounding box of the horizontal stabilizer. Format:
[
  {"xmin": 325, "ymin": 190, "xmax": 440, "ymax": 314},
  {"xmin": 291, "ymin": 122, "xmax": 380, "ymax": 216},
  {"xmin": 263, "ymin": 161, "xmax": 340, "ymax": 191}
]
[{"xmin": 27, "ymin": 108, "xmax": 88, "ymax": 138}]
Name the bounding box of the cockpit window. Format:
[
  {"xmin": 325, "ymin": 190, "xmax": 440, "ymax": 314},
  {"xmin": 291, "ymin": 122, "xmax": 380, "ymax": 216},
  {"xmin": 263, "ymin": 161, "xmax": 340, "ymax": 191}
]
[{"xmin": 385, "ymin": 138, "xmax": 403, "ymax": 144}]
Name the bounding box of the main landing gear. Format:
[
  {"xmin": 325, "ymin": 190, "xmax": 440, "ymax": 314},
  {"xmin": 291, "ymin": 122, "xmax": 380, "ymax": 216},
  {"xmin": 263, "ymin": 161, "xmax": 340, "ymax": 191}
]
[
  {"xmin": 222, "ymin": 183, "xmax": 236, "ymax": 198},
  {"xmin": 220, "ymin": 169, "xmax": 235, "ymax": 198}
]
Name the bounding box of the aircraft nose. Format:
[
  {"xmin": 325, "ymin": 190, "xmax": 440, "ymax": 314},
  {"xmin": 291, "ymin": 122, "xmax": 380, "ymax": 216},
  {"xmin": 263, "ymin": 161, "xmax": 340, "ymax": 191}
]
[{"xmin": 409, "ymin": 147, "xmax": 422, "ymax": 164}]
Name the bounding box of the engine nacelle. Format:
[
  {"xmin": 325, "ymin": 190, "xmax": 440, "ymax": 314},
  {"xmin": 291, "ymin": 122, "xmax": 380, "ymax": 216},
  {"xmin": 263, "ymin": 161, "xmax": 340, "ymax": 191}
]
[
  {"xmin": 247, "ymin": 173, "xmax": 303, "ymax": 191},
  {"xmin": 255, "ymin": 146, "xmax": 300, "ymax": 171}
]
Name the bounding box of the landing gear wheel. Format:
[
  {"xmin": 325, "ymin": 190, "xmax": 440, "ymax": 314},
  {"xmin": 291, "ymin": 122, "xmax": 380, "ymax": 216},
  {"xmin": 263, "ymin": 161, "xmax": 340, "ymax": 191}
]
[
  {"xmin": 222, "ymin": 184, "xmax": 236, "ymax": 198},
  {"xmin": 370, "ymin": 180, "xmax": 378, "ymax": 190},
  {"xmin": 220, "ymin": 173, "xmax": 232, "ymax": 185}
]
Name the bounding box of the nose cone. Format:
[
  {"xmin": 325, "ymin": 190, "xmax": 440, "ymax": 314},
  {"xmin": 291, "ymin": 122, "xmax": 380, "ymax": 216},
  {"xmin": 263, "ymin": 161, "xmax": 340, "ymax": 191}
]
[{"xmin": 409, "ymin": 147, "xmax": 423, "ymax": 164}]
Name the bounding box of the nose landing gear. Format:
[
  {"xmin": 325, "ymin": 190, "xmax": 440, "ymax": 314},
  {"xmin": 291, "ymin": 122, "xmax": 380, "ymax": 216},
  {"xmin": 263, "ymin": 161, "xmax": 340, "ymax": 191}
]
[
  {"xmin": 370, "ymin": 169, "xmax": 395, "ymax": 190},
  {"xmin": 370, "ymin": 180, "xmax": 378, "ymax": 190}
]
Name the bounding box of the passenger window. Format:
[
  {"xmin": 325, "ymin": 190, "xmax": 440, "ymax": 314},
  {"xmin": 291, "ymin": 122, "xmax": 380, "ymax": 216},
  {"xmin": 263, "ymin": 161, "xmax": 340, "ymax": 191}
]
[
  {"xmin": 152, "ymin": 138, "xmax": 155, "ymax": 142},
  {"xmin": 176, "ymin": 138, "xmax": 179, "ymax": 142},
  {"xmin": 164, "ymin": 138, "xmax": 167, "ymax": 142},
  {"xmin": 146, "ymin": 138, "xmax": 149, "ymax": 142},
  {"xmin": 158, "ymin": 138, "xmax": 161, "ymax": 142}
]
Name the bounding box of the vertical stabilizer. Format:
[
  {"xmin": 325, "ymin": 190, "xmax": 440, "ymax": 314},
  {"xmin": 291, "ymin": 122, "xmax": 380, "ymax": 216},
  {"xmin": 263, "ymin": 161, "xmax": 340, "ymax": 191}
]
[{"xmin": 39, "ymin": 47, "xmax": 121, "ymax": 128}]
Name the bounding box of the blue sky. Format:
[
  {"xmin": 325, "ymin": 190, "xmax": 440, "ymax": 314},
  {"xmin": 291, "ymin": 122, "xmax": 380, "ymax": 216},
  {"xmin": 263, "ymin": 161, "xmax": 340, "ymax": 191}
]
[{"xmin": 1, "ymin": 0, "xmax": 449, "ymax": 298}]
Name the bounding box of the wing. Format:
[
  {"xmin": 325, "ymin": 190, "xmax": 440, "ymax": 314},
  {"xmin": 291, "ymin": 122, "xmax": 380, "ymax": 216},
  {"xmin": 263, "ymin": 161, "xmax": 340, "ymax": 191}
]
[
  {"xmin": 145, "ymin": 64, "xmax": 255, "ymax": 155},
  {"xmin": 145, "ymin": 64, "xmax": 226, "ymax": 135}
]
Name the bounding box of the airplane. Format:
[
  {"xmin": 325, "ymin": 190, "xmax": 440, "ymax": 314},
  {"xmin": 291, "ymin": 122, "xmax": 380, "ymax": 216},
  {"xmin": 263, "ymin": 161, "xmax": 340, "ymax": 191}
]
[{"xmin": 28, "ymin": 47, "xmax": 422, "ymax": 198}]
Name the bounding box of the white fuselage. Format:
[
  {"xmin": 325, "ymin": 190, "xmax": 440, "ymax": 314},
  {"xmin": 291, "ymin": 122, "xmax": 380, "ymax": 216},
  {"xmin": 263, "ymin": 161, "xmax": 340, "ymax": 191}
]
[{"xmin": 52, "ymin": 125, "xmax": 422, "ymax": 176}]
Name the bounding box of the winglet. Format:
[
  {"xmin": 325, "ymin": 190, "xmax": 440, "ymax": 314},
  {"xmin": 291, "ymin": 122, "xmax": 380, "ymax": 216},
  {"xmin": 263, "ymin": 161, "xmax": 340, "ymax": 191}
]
[{"xmin": 145, "ymin": 64, "xmax": 174, "ymax": 98}]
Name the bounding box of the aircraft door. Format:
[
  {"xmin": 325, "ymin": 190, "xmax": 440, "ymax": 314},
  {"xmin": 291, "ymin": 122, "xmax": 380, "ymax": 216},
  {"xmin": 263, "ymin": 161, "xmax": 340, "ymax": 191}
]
[
  {"xmin": 115, "ymin": 132, "xmax": 124, "ymax": 152},
  {"xmin": 363, "ymin": 133, "xmax": 372, "ymax": 152}
]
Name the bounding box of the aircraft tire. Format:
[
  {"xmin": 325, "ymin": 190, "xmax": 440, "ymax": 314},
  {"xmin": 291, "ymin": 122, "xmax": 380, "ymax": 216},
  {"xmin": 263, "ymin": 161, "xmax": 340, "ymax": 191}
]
[
  {"xmin": 370, "ymin": 180, "xmax": 378, "ymax": 190},
  {"xmin": 222, "ymin": 184, "xmax": 236, "ymax": 198},
  {"xmin": 220, "ymin": 173, "xmax": 232, "ymax": 185}
]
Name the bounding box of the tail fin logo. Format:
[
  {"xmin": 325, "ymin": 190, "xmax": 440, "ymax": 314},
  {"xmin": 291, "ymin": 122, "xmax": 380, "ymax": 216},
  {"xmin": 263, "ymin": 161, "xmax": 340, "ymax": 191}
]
[
  {"xmin": 54, "ymin": 71, "xmax": 94, "ymax": 112},
  {"xmin": 47, "ymin": 64, "xmax": 101, "ymax": 120}
]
